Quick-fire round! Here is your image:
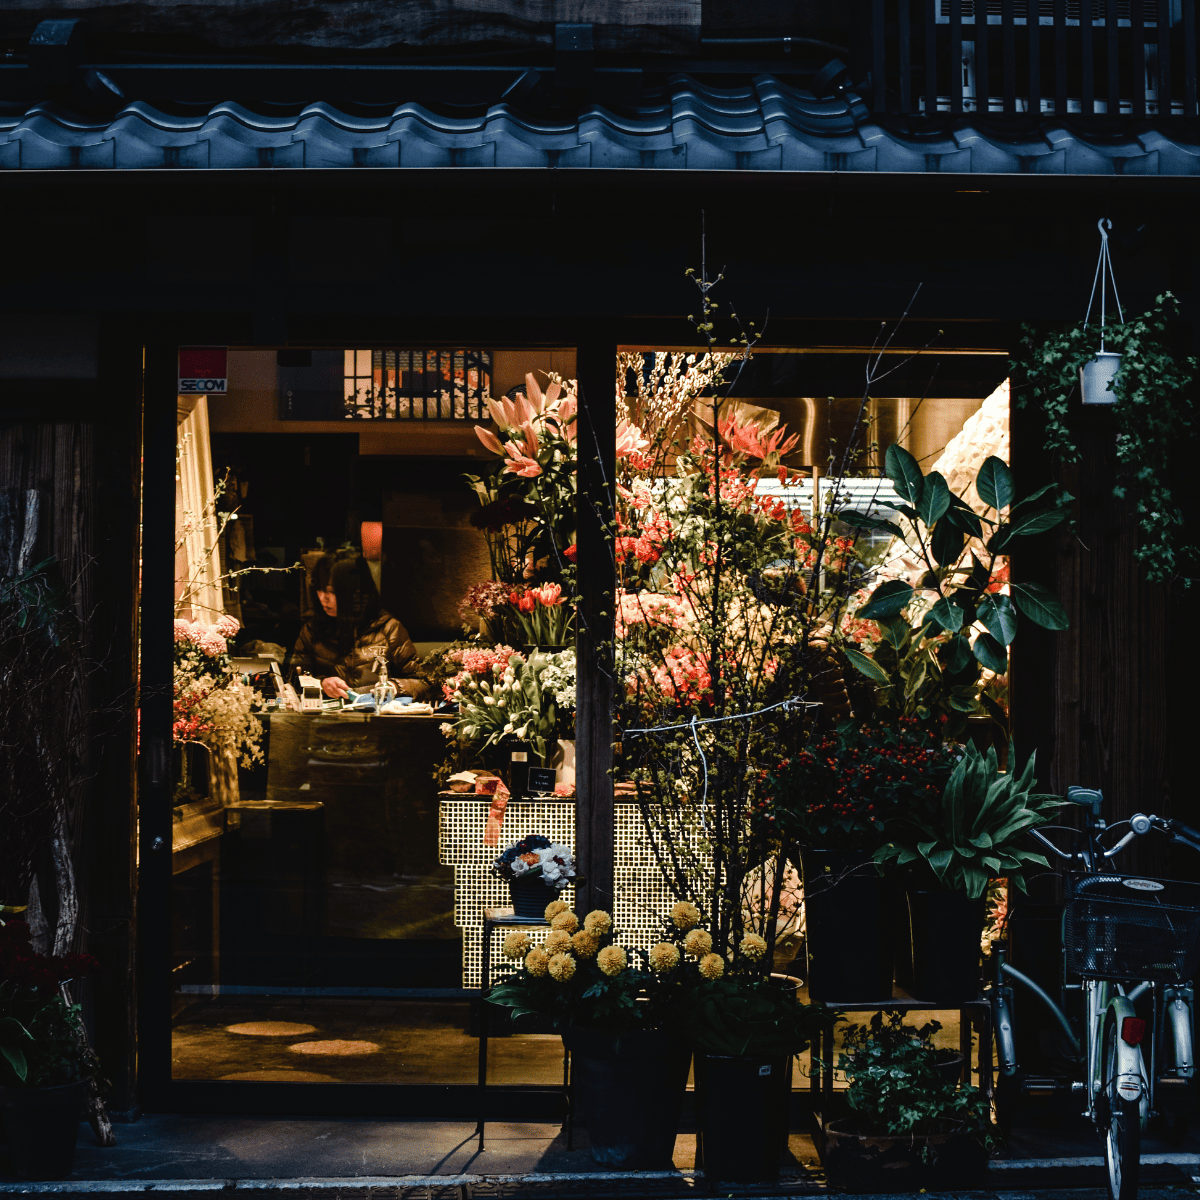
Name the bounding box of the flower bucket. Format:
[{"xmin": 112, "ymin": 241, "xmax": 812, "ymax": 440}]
[
  {"xmin": 1080, "ymin": 351, "xmax": 1122, "ymax": 405},
  {"xmin": 0, "ymin": 1080, "xmax": 87, "ymax": 1180},
  {"xmin": 800, "ymin": 850, "xmax": 893, "ymax": 1001},
  {"xmin": 822, "ymin": 1120, "xmax": 988, "ymax": 1192},
  {"xmin": 563, "ymin": 1027, "xmax": 690, "ymax": 1169},
  {"xmin": 907, "ymin": 890, "xmax": 986, "ymax": 1003},
  {"xmin": 695, "ymin": 1051, "xmax": 793, "ymax": 1182},
  {"xmin": 509, "ymin": 875, "xmax": 559, "ymax": 919}
]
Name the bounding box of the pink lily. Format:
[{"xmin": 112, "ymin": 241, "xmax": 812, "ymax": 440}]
[
  {"xmin": 615, "ymin": 418, "xmax": 649, "ymax": 460},
  {"xmin": 474, "ymin": 424, "xmax": 505, "ymax": 456}
]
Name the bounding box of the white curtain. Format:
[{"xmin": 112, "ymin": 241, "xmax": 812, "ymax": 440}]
[{"xmin": 175, "ymin": 395, "xmax": 224, "ymax": 622}]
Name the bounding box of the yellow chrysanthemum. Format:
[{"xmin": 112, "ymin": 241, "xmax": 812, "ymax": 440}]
[
  {"xmin": 648, "ymin": 942, "xmax": 681, "ymax": 973},
  {"xmin": 545, "ymin": 929, "xmax": 573, "ymax": 953},
  {"xmin": 671, "ymin": 901, "xmax": 701, "ymax": 930},
  {"xmin": 548, "ymin": 952, "xmax": 577, "ymax": 981},
  {"xmin": 739, "ymin": 933, "xmax": 768, "ymax": 962},
  {"xmin": 544, "ymin": 899, "xmax": 569, "ymax": 920},
  {"xmin": 698, "ymin": 952, "xmax": 726, "ymax": 980},
  {"xmin": 684, "ymin": 927, "xmax": 713, "ymax": 958},
  {"xmin": 596, "ymin": 945, "xmax": 627, "ymax": 977},
  {"xmin": 503, "ymin": 931, "xmax": 531, "ymax": 959},
  {"xmin": 550, "ymin": 910, "xmax": 579, "ymax": 934},
  {"xmin": 525, "ymin": 947, "xmax": 549, "ymax": 977},
  {"xmin": 583, "ymin": 910, "xmax": 613, "ymax": 934},
  {"xmin": 571, "ymin": 930, "xmax": 600, "ymax": 959}
]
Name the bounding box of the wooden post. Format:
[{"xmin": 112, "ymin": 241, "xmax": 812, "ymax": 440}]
[{"xmin": 574, "ymin": 332, "xmax": 617, "ymax": 915}]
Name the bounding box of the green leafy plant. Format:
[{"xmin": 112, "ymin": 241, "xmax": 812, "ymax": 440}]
[
  {"xmin": 843, "ymin": 451, "xmax": 1070, "ymax": 738},
  {"xmin": 1012, "ymin": 291, "xmax": 1197, "ymax": 584},
  {"xmin": 874, "ymin": 741, "xmax": 1060, "ymax": 899},
  {"xmin": 839, "ymin": 1010, "xmax": 992, "ymax": 1138},
  {"xmin": 677, "ymin": 976, "xmax": 827, "ymax": 1057}
]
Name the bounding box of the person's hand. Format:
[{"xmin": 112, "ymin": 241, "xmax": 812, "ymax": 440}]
[{"xmin": 322, "ymin": 676, "xmax": 350, "ymax": 699}]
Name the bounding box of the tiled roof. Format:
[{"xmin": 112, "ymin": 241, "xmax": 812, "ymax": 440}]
[{"xmin": 1, "ymin": 74, "xmax": 1197, "ymax": 174}]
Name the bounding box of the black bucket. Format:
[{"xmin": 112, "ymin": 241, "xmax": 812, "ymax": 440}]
[
  {"xmin": 801, "ymin": 850, "xmax": 893, "ymax": 1001},
  {"xmin": 509, "ymin": 876, "xmax": 559, "ymax": 919},
  {"xmin": 0, "ymin": 1080, "xmax": 86, "ymax": 1180},
  {"xmin": 695, "ymin": 1051, "xmax": 792, "ymax": 1182},
  {"xmin": 562, "ymin": 1028, "xmax": 690, "ymax": 1169},
  {"xmin": 908, "ymin": 890, "xmax": 986, "ymax": 1003}
]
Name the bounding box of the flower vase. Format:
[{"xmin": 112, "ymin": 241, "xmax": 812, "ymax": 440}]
[{"xmin": 509, "ymin": 875, "xmax": 558, "ymax": 918}]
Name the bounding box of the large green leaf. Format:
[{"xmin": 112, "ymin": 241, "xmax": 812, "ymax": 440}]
[
  {"xmin": 844, "ymin": 646, "xmax": 890, "ymax": 685},
  {"xmin": 976, "ymin": 456, "xmax": 1013, "ymax": 511},
  {"xmin": 972, "ymin": 632, "xmax": 1007, "ymax": 673},
  {"xmin": 1010, "ymin": 582, "xmax": 1070, "ymax": 630},
  {"xmin": 857, "ymin": 580, "xmax": 914, "ymax": 620},
  {"xmin": 1003, "ymin": 506, "xmax": 1071, "ymax": 539},
  {"xmin": 978, "ymin": 593, "xmax": 1019, "ymax": 645},
  {"xmin": 885, "ymin": 444, "xmax": 925, "ymax": 508},
  {"xmin": 838, "ymin": 511, "xmax": 904, "ymax": 539},
  {"xmin": 917, "ymin": 471, "xmax": 952, "ymax": 527},
  {"xmin": 944, "ymin": 505, "xmax": 984, "ymax": 538},
  {"xmin": 929, "ymin": 597, "xmax": 964, "ymax": 633},
  {"xmin": 931, "ymin": 517, "xmax": 967, "ymax": 567}
]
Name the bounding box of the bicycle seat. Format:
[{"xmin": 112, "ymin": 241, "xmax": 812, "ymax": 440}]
[{"xmin": 1068, "ymin": 786, "xmax": 1104, "ymax": 817}]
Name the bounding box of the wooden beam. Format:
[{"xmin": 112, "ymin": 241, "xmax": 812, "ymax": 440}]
[{"xmin": 573, "ymin": 331, "xmax": 616, "ymax": 915}]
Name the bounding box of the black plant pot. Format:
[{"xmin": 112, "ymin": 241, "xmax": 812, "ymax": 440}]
[
  {"xmin": 509, "ymin": 875, "xmax": 559, "ymax": 919},
  {"xmin": 801, "ymin": 850, "xmax": 893, "ymax": 1001},
  {"xmin": 908, "ymin": 890, "xmax": 986, "ymax": 1003},
  {"xmin": 822, "ymin": 1120, "xmax": 988, "ymax": 1192},
  {"xmin": 694, "ymin": 1051, "xmax": 792, "ymax": 1183},
  {"xmin": 562, "ymin": 1028, "xmax": 690, "ymax": 1169},
  {"xmin": 0, "ymin": 1080, "xmax": 87, "ymax": 1180}
]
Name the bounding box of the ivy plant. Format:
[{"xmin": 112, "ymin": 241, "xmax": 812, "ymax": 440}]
[
  {"xmin": 1011, "ymin": 291, "xmax": 1197, "ymax": 585},
  {"xmin": 840, "ymin": 449, "xmax": 1071, "ymax": 739}
]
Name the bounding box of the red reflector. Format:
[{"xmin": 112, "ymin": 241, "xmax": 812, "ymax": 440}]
[{"xmin": 1122, "ymin": 1017, "xmax": 1146, "ymax": 1046}]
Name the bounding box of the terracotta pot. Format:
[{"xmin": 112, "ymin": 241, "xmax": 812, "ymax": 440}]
[{"xmin": 822, "ymin": 1119, "xmax": 988, "ymax": 1192}]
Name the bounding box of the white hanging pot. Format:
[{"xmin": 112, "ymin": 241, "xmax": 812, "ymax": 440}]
[{"xmin": 1080, "ymin": 350, "xmax": 1122, "ymax": 405}]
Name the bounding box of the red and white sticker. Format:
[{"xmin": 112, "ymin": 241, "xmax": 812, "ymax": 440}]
[{"xmin": 179, "ymin": 346, "xmax": 228, "ymax": 395}]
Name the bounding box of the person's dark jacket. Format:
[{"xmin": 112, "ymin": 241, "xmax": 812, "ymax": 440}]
[{"xmin": 291, "ymin": 611, "xmax": 433, "ymax": 701}]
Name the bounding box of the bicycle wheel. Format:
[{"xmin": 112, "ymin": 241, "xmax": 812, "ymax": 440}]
[{"xmin": 1101, "ymin": 1010, "xmax": 1142, "ymax": 1200}]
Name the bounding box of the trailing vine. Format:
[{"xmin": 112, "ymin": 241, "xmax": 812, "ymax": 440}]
[{"xmin": 1011, "ymin": 291, "xmax": 1198, "ymax": 586}]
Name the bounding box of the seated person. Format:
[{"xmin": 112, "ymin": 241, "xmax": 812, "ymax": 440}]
[{"xmin": 291, "ymin": 554, "xmax": 433, "ymax": 702}]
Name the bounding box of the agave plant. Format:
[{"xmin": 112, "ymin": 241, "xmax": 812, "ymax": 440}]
[{"xmin": 874, "ymin": 741, "xmax": 1061, "ymax": 899}]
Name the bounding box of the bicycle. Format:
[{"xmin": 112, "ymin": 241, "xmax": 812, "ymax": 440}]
[{"xmin": 987, "ymin": 785, "xmax": 1200, "ymax": 1200}]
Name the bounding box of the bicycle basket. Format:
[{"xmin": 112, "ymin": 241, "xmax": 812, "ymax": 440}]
[{"xmin": 1064, "ymin": 873, "xmax": 1200, "ymax": 982}]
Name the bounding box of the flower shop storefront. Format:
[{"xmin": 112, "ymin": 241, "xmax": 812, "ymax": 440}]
[{"xmin": 156, "ymin": 324, "xmax": 1017, "ymax": 1111}]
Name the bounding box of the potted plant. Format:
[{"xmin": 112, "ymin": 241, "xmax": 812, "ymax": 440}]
[
  {"xmin": 0, "ymin": 918, "xmax": 100, "ymax": 1180},
  {"xmin": 490, "ymin": 835, "xmax": 578, "ymax": 917},
  {"xmin": 762, "ymin": 720, "xmax": 956, "ymax": 1000},
  {"xmin": 823, "ymin": 1010, "xmax": 992, "ymax": 1192},
  {"xmin": 487, "ymin": 901, "xmax": 691, "ymax": 1169},
  {"xmin": 875, "ymin": 741, "xmax": 1060, "ymax": 1002}
]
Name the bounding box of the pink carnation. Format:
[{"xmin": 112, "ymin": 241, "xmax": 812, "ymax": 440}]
[
  {"xmin": 173, "ymin": 620, "xmax": 194, "ymax": 644},
  {"xmin": 216, "ymin": 613, "xmax": 240, "ymax": 638}
]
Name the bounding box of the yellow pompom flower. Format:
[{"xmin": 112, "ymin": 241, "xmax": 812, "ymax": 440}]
[
  {"xmin": 583, "ymin": 910, "xmax": 613, "ymax": 935},
  {"xmin": 739, "ymin": 933, "xmax": 768, "ymax": 962},
  {"xmin": 548, "ymin": 952, "xmax": 577, "ymax": 982},
  {"xmin": 545, "ymin": 929, "xmax": 573, "ymax": 953},
  {"xmin": 550, "ymin": 910, "xmax": 579, "ymax": 934},
  {"xmin": 503, "ymin": 930, "xmax": 531, "ymax": 959},
  {"xmin": 525, "ymin": 947, "xmax": 549, "ymax": 977},
  {"xmin": 571, "ymin": 930, "xmax": 600, "ymax": 959},
  {"xmin": 684, "ymin": 927, "xmax": 713, "ymax": 958},
  {"xmin": 597, "ymin": 945, "xmax": 627, "ymax": 977},
  {"xmin": 671, "ymin": 901, "xmax": 702, "ymax": 930},
  {"xmin": 544, "ymin": 899, "xmax": 569, "ymax": 920},
  {"xmin": 648, "ymin": 942, "xmax": 681, "ymax": 973},
  {"xmin": 698, "ymin": 952, "xmax": 726, "ymax": 980}
]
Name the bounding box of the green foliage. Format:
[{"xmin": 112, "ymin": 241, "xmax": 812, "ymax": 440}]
[
  {"xmin": 1012, "ymin": 292, "xmax": 1198, "ymax": 585},
  {"xmin": 843, "ymin": 451, "xmax": 1069, "ymax": 739},
  {"xmin": 488, "ymin": 963, "xmax": 648, "ymax": 1034},
  {"xmin": 839, "ymin": 1010, "xmax": 993, "ymax": 1138},
  {"xmin": 874, "ymin": 741, "xmax": 1060, "ymax": 899},
  {"xmin": 678, "ymin": 977, "xmax": 828, "ymax": 1057},
  {"xmin": 0, "ymin": 988, "xmax": 95, "ymax": 1090}
]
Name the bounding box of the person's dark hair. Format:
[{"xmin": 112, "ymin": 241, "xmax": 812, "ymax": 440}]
[{"xmin": 310, "ymin": 554, "xmax": 382, "ymax": 652}]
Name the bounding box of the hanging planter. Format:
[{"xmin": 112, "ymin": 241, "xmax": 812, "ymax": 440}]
[{"xmin": 1079, "ymin": 219, "xmax": 1124, "ymax": 406}]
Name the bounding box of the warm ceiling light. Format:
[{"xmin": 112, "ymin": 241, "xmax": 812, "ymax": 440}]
[
  {"xmin": 225, "ymin": 1022, "xmax": 318, "ymax": 1037},
  {"xmin": 289, "ymin": 1040, "xmax": 380, "ymax": 1056},
  {"xmin": 361, "ymin": 521, "xmax": 384, "ymax": 561}
]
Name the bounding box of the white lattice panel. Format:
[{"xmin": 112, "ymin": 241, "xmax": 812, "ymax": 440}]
[{"xmin": 440, "ymin": 798, "xmax": 711, "ymax": 987}]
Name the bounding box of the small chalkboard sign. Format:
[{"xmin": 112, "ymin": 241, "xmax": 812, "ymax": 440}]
[{"xmin": 527, "ymin": 767, "xmax": 557, "ymax": 795}]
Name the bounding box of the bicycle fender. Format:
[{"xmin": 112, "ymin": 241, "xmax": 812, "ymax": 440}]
[
  {"xmin": 1164, "ymin": 987, "xmax": 1194, "ymax": 1079},
  {"xmin": 1107, "ymin": 996, "xmax": 1146, "ymax": 1104}
]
